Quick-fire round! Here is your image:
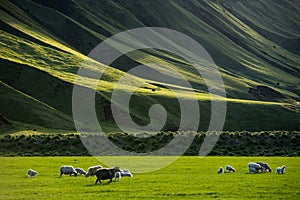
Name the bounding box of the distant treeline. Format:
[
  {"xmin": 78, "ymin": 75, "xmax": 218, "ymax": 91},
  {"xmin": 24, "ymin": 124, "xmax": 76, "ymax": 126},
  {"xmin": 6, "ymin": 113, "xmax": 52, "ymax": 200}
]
[{"xmin": 0, "ymin": 131, "xmax": 299, "ymax": 156}]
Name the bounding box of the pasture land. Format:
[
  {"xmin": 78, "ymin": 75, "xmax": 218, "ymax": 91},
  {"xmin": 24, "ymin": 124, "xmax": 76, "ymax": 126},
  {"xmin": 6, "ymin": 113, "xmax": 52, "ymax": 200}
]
[{"xmin": 0, "ymin": 156, "xmax": 299, "ymax": 199}]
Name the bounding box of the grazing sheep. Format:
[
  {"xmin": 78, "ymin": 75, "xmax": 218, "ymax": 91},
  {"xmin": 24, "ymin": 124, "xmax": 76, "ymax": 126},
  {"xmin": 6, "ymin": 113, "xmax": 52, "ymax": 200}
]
[
  {"xmin": 217, "ymin": 167, "xmax": 224, "ymax": 174},
  {"xmin": 85, "ymin": 165, "xmax": 102, "ymax": 177},
  {"xmin": 256, "ymin": 162, "xmax": 272, "ymax": 172},
  {"xmin": 115, "ymin": 172, "xmax": 121, "ymax": 181},
  {"xmin": 276, "ymin": 165, "xmax": 286, "ymax": 174},
  {"xmin": 114, "ymin": 169, "xmax": 133, "ymax": 181},
  {"xmin": 119, "ymin": 169, "xmax": 133, "ymax": 177},
  {"xmin": 27, "ymin": 169, "xmax": 38, "ymax": 177},
  {"xmin": 248, "ymin": 162, "xmax": 262, "ymax": 173},
  {"xmin": 95, "ymin": 167, "xmax": 121, "ymax": 184},
  {"xmin": 75, "ymin": 168, "xmax": 86, "ymax": 176},
  {"xmin": 225, "ymin": 165, "xmax": 236, "ymax": 172},
  {"xmin": 60, "ymin": 166, "xmax": 77, "ymax": 177},
  {"xmin": 248, "ymin": 167, "xmax": 258, "ymax": 173}
]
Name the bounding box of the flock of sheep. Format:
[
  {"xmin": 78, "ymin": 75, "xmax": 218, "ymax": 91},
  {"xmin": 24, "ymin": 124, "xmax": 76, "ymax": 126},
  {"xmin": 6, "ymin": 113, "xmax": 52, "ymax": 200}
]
[
  {"xmin": 217, "ymin": 162, "xmax": 286, "ymax": 174},
  {"xmin": 217, "ymin": 165, "xmax": 236, "ymax": 173},
  {"xmin": 27, "ymin": 165, "xmax": 133, "ymax": 184},
  {"xmin": 27, "ymin": 161, "xmax": 286, "ymax": 182}
]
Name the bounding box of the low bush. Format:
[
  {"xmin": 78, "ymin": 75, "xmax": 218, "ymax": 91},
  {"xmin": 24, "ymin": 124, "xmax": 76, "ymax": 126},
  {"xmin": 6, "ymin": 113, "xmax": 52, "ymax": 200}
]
[{"xmin": 0, "ymin": 131, "xmax": 299, "ymax": 156}]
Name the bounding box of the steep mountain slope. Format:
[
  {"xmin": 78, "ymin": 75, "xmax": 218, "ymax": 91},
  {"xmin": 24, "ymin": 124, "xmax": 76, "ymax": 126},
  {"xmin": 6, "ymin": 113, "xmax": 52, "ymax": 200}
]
[{"xmin": 0, "ymin": 0, "xmax": 299, "ymax": 132}]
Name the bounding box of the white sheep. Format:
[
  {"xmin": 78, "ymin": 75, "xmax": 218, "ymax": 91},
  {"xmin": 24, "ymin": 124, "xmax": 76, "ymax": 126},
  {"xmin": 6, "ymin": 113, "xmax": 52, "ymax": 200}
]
[
  {"xmin": 75, "ymin": 168, "xmax": 86, "ymax": 175},
  {"xmin": 114, "ymin": 169, "xmax": 133, "ymax": 181},
  {"xmin": 276, "ymin": 165, "xmax": 286, "ymax": 174},
  {"xmin": 60, "ymin": 166, "xmax": 77, "ymax": 177},
  {"xmin": 248, "ymin": 167, "xmax": 258, "ymax": 173},
  {"xmin": 217, "ymin": 167, "xmax": 224, "ymax": 174},
  {"xmin": 115, "ymin": 171, "xmax": 121, "ymax": 181},
  {"xmin": 85, "ymin": 165, "xmax": 102, "ymax": 177},
  {"xmin": 120, "ymin": 169, "xmax": 133, "ymax": 177},
  {"xmin": 248, "ymin": 162, "xmax": 262, "ymax": 173},
  {"xmin": 27, "ymin": 169, "xmax": 38, "ymax": 177},
  {"xmin": 225, "ymin": 165, "xmax": 235, "ymax": 172}
]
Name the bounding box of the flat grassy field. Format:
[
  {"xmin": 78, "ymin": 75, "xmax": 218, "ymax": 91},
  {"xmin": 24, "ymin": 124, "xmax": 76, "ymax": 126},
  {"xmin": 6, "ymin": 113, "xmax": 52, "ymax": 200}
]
[{"xmin": 0, "ymin": 156, "xmax": 299, "ymax": 199}]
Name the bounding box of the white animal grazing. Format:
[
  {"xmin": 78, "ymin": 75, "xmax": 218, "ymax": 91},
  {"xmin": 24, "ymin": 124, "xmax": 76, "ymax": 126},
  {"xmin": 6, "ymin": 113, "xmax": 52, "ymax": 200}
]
[
  {"xmin": 276, "ymin": 165, "xmax": 286, "ymax": 174},
  {"xmin": 119, "ymin": 169, "xmax": 133, "ymax": 177},
  {"xmin": 248, "ymin": 162, "xmax": 262, "ymax": 173},
  {"xmin": 248, "ymin": 167, "xmax": 258, "ymax": 173},
  {"xmin": 85, "ymin": 165, "xmax": 102, "ymax": 177},
  {"xmin": 75, "ymin": 168, "xmax": 86, "ymax": 175},
  {"xmin": 115, "ymin": 172, "xmax": 121, "ymax": 181},
  {"xmin": 114, "ymin": 169, "xmax": 133, "ymax": 181},
  {"xmin": 27, "ymin": 169, "xmax": 38, "ymax": 177},
  {"xmin": 60, "ymin": 166, "xmax": 77, "ymax": 177},
  {"xmin": 217, "ymin": 167, "xmax": 224, "ymax": 174},
  {"xmin": 225, "ymin": 165, "xmax": 235, "ymax": 172}
]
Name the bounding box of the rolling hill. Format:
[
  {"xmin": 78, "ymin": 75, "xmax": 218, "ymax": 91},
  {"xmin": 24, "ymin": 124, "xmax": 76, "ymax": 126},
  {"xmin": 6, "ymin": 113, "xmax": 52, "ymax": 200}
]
[{"xmin": 0, "ymin": 0, "xmax": 300, "ymax": 133}]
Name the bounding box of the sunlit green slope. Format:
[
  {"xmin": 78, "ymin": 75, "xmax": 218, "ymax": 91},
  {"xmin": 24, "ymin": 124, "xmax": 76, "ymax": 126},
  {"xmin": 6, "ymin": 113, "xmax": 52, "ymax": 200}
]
[{"xmin": 0, "ymin": 0, "xmax": 299, "ymax": 132}]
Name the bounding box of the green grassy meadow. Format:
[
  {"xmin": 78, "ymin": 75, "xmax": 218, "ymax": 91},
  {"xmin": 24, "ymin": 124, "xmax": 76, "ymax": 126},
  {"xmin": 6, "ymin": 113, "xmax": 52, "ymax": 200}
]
[{"xmin": 0, "ymin": 156, "xmax": 299, "ymax": 199}]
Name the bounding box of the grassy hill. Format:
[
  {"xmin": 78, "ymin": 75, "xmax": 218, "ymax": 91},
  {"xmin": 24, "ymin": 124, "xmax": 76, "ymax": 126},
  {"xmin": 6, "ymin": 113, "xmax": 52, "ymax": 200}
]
[{"xmin": 0, "ymin": 0, "xmax": 300, "ymax": 133}]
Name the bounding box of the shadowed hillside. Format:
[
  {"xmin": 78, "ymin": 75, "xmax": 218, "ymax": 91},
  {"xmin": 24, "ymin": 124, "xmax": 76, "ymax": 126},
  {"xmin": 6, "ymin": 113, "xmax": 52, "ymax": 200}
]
[{"xmin": 0, "ymin": 0, "xmax": 299, "ymax": 133}]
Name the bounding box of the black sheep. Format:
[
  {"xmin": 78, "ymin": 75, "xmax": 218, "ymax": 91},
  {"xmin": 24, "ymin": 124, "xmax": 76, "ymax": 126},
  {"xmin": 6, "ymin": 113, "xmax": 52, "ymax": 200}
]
[
  {"xmin": 256, "ymin": 162, "xmax": 272, "ymax": 172},
  {"xmin": 95, "ymin": 167, "xmax": 120, "ymax": 184}
]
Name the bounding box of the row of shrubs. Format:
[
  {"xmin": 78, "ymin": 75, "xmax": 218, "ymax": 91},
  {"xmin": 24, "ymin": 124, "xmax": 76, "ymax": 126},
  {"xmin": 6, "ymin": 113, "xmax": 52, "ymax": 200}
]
[{"xmin": 0, "ymin": 131, "xmax": 299, "ymax": 156}]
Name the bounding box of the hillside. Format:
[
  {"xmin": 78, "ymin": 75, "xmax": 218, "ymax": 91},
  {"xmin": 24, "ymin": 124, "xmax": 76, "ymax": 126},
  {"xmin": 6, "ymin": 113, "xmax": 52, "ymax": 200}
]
[{"xmin": 0, "ymin": 0, "xmax": 300, "ymax": 133}]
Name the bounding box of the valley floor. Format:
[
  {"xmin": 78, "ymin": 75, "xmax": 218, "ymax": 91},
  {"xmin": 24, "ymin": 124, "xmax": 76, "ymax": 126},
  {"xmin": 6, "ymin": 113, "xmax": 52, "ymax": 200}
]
[{"xmin": 0, "ymin": 156, "xmax": 299, "ymax": 199}]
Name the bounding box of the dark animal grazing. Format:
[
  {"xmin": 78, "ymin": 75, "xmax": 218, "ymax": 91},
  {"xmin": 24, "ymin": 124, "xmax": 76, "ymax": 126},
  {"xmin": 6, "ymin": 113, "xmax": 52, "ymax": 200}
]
[
  {"xmin": 256, "ymin": 162, "xmax": 272, "ymax": 172},
  {"xmin": 95, "ymin": 167, "xmax": 120, "ymax": 184}
]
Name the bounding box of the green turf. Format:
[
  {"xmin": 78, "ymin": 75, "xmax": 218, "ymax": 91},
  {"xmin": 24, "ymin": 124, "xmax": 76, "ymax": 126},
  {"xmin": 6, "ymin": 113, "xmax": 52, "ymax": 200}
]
[{"xmin": 0, "ymin": 156, "xmax": 298, "ymax": 199}]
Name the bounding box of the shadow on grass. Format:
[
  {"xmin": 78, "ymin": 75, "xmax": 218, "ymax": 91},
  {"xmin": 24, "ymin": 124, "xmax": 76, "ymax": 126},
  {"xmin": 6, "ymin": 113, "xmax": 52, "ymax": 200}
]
[
  {"xmin": 244, "ymin": 172, "xmax": 272, "ymax": 175},
  {"xmin": 85, "ymin": 181, "xmax": 116, "ymax": 187}
]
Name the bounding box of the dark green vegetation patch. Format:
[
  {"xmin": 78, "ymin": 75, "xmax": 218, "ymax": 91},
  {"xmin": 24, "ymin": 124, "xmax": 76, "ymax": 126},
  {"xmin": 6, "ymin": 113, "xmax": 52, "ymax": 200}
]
[{"xmin": 1, "ymin": 131, "xmax": 299, "ymax": 156}]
